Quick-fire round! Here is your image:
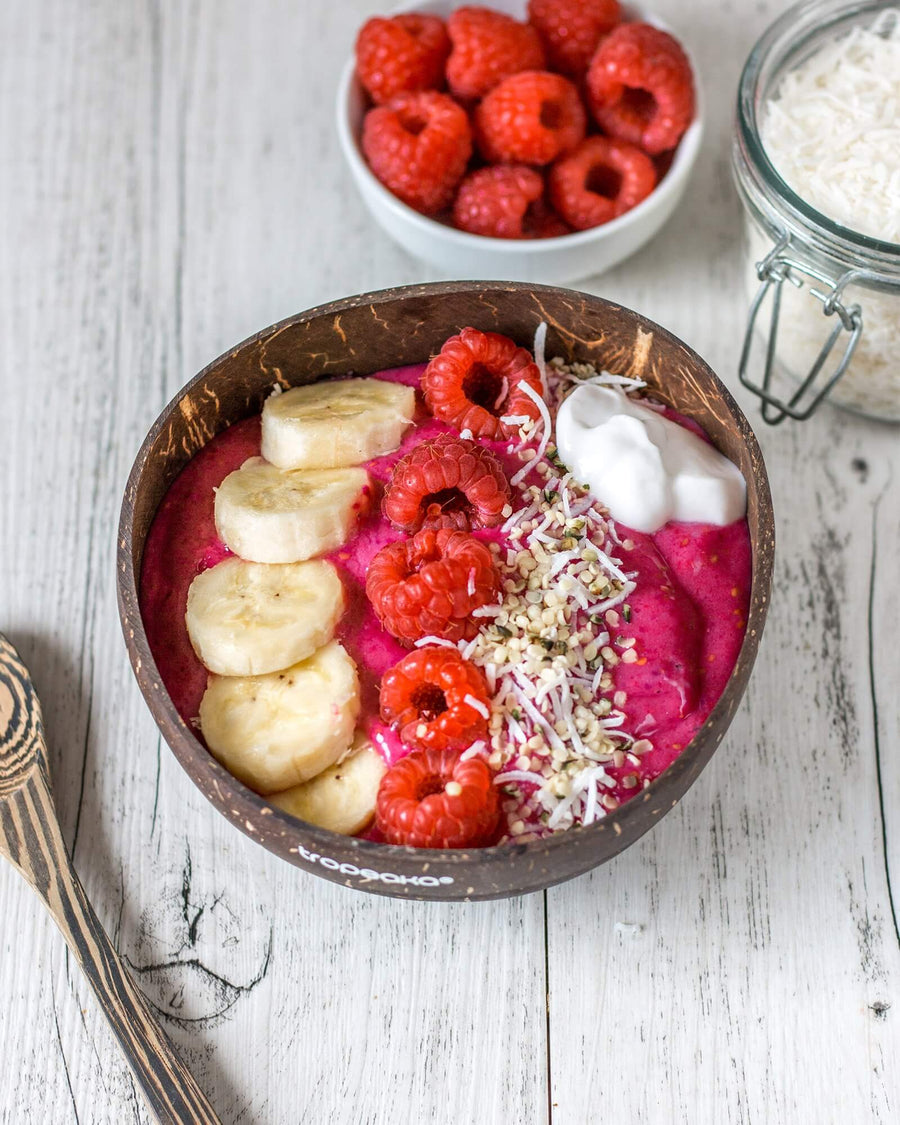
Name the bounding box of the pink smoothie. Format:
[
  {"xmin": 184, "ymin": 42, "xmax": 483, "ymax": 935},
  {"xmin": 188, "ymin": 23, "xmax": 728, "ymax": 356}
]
[
  {"xmin": 139, "ymin": 363, "xmax": 751, "ymax": 824},
  {"xmin": 596, "ymin": 403, "xmax": 751, "ymax": 798},
  {"xmin": 603, "ymin": 519, "xmax": 750, "ymax": 799}
]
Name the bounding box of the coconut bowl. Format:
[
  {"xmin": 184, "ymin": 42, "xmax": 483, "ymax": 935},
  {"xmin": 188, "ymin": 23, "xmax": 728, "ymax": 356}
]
[{"xmin": 117, "ymin": 282, "xmax": 774, "ymax": 901}]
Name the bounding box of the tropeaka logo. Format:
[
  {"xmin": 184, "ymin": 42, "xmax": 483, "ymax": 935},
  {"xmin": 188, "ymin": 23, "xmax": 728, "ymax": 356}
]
[{"xmin": 295, "ymin": 843, "xmax": 454, "ymax": 887}]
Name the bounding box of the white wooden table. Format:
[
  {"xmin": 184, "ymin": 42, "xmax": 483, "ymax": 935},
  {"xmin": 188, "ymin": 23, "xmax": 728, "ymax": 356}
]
[{"xmin": 1, "ymin": 1, "xmax": 898, "ymax": 1121}]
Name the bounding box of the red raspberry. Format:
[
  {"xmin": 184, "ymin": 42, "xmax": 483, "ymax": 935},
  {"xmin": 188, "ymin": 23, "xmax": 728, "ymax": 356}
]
[
  {"xmin": 376, "ymin": 748, "xmax": 500, "ymax": 848},
  {"xmin": 383, "ymin": 434, "xmax": 510, "ymax": 533},
  {"xmin": 366, "ymin": 528, "xmax": 501, "ymax": 643},
  {"xmin": 453, "ymin": 168, "xmax": 571, "ymax": 239},
  {"xmin": 528, "ymin": 0, "xmax": 621, "ymax": 76},
  {"xmin": 453, "ymin": 165, "xmax": 541, "ymax": 239},
  {"xmin": 362, "ymin": 91, "xmax": 472, "ymax": 214},
  {"xmin": 446, "ymin": 7, "xmax": 546, "ymax": 101},
  {"xmin": 549, "ymin": 136, "xmax": 656, "ymax": 229},
  {"xmin": 379, "ymin": 646, "xmax": 490, "ymax": 751},
  {"xmin": 423, "ymin": 327, "xmax": 544, "ymax": 439},
  {"xmin": 355, "ymin": 14, "xmax": 450, "ymax": 105},
  {"xmin": 586, "ymin": 23, "xmax": 695, "ymax": 155},
  {"xmin": 528, "ymin": 200, "xmax": 572, "ymax": 238},
  {"xmin": 474, "ymin": 71, "xmax": 586, "ymax": 165}
]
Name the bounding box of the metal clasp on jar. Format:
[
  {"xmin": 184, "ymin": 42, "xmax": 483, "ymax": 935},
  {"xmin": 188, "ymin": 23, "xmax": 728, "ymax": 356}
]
[{"xmin": 739, "ymin": 232, "xmax": 869, "ymax": 424}]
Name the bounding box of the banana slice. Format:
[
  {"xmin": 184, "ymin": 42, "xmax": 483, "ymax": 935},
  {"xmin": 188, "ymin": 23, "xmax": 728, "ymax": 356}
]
[
  {"xmin": 269, "ymin": 732, "xmax": 386, "ymax": 835},
  {"xmin": 261, "ymin": 377, "xmax": 415, "ymax": 470},
  {"xmin": 214, "ymin": 457, "xmax": 369, "ymax": 563},
  {"xmin": 185, "ymin": 557, "xmax": 345, "ymax": 677},
  {"xmin": 199, "ymin": 641, "xmax": 360, "ymax": 794}
]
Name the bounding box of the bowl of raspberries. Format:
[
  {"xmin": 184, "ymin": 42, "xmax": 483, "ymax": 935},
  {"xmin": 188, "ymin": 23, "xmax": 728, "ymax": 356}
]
[{"xmin": 337, "ymin": 0, "xmax": 702, "ymax": 282}]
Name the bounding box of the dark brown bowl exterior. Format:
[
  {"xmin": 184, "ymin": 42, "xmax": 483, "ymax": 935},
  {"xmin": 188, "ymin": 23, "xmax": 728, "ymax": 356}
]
[{"xmin": 117, "ymin": 282, "xmax": 774, "ymax": 901}]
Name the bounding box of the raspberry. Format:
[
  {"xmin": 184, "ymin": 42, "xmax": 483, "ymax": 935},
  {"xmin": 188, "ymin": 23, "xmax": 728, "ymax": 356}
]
[
  {"xmin": 376, "ymin": 748, "xmax": 500, "ymax": 848},
  {"xmin": 528, "ymin": 200, "xmax": 572, "ymax": 238},
  {"xmin": 528, "ymin": 0, "xmax": 621, "ymax": 76},
  {"xmin": 453, "ymin": 165, "xmax": 545, "ymax": 239},
  {"xmin": 379, "ymin": 646, "xmax": 490, "ymax": 751},
  {"xmin": 366, "ymin": 528, "xmax": 501, "ymax": 643},
  {"xmin": 362, "ymin": 91, "xmax": 472, "ymax": 214},
  {"xmin": 422, "ymin": 327, "xmax": 544, "ymax": 439},
  {"xmin": 549, "ymin": 136, "xmax": 656, "ymax": 229},
  {"xmin": 453, "ymin": 168, "xmax": 571, "ymax": 239},
  {"xmin": 446, "ymin": 7, "xmax": 546, "ymax": 101},
  {"xmin": 586, "ymin": 23, "xmax": 695, "ymax": 155},
  {"xmin": 355, "ymin": 14, "xmax": 450, "ymax": 105},
  {"xmin": 383, "ymin": 434, "xmax": 510, "ymax": 533},
  {"xmin": 474, "ymin": 71, "xmax": 586, "ymax": 165}
]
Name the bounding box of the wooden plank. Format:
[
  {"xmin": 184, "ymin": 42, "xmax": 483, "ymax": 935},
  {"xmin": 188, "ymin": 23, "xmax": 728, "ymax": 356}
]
[{"xmin": 547, "ymin": 407, "xmax": 900, "ymax": 1122}]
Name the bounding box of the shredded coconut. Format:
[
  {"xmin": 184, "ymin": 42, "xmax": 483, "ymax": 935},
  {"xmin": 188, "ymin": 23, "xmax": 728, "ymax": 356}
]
[
  {"xmin": 756, "ymin": 9, "xmax": 900, "ymax": 416},
  {"xmin": 510, "ymin": 380, "xmax": 553, "ymax": 486},
  {"xmin": 533, "ymin": 321, "xmax": 548, "ymax": 394},
  {"xmin": 762, "ymin": 9, "xmax": 900, "ymax": 242},
  {"xmin": 437, "ymin": 353, "xmax": 657, "ymax": 840},
  {"xmin": 463, "ymin": 693, "xmax": 490, "ymax": 719},
  {"xmin": 460, "ymin": 740, "xmax": 487, "ymax": 761}
]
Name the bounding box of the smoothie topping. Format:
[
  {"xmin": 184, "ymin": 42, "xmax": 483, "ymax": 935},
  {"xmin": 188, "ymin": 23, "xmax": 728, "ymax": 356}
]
[
  {"xmin": 375, "ymin": 747, "xmax": 501, "ymax": 849},
  {"xmin": 261, "ymin": 377, "xmax": 415, "ymax": 470},
  {"xmin": 198, "ymin": 639, "xmax": 361, "ymax": 796},
  {"xmin": 379, "ymin": 646, "xmax": 490, "ymax": 751},
  {"xmin": 184, "ymin": 556, "xmax": 345, "ymax": 677},
  {"xmin": 366, "ymin": 528, "xmax": 501, "ymax": 643},
  {"xmin": 214, "ymin": 457, "xmax": 370, "ymax": 564},
  {"xmin": 382, "ymin": 434, "xmax": 510, "ymax": 532},
  {"xmin": 556, "ymin": 383, "xmax": 747, "ymax": 534},
  {"xmin": 422, "ymin": 326, "xmax": 544, "ymax": 439},
  {"xmin": 271, "ymin": 733, "xmax": 388, "ymax": 838},
  {"xmin": 450, "ymin": 429, "xmax": 642, "ymax": 836}
]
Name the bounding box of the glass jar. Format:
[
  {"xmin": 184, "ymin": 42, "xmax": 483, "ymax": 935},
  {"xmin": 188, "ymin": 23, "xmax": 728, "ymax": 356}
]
[{"xmin": 732, "ymin": 0, "xmax": 900, "ymax": 424}]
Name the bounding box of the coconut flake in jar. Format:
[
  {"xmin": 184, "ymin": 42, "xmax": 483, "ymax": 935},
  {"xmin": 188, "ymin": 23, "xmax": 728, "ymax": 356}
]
[
  {"xmin": 746, "ymin": 7, "xmax": 900, "ymax": 419},
  {"xmin": 762, "ymin": 11, "xmax": 900, "ymax": 242}
]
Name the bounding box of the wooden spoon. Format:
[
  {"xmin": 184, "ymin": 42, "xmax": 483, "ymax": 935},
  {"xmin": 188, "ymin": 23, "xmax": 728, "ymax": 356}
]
[{"xmin": 0, "ymin": 632, "xmax": 221, "ymax": 1125}]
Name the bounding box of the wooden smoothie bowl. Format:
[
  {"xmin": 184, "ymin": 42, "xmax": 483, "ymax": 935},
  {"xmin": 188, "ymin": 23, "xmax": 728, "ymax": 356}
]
[{"xmin": 117, "ymin": 282, "xmax": 774, "ymax": 901}]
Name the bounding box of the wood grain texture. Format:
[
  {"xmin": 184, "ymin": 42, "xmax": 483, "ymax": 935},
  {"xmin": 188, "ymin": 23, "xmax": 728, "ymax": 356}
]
[
  {"xmin": 0, "ymin": 0, "xmax": 897, "ymax": 1122},
  {"xmin": 0, "ymin": 635, "xmax": 221, "ymax": 1125}
]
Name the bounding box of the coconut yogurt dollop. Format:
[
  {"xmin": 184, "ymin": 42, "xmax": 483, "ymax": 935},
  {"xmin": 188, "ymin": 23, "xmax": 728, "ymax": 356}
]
[{"xmin": 555, "ymin": 384, "xmax": 747, "ymax": 533}]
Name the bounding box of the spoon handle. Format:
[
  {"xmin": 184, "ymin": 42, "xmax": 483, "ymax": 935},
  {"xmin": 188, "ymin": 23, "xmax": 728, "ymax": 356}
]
[{"xmin": 1, "ymin": 766, "xmax": 221, "ymax": 1125}]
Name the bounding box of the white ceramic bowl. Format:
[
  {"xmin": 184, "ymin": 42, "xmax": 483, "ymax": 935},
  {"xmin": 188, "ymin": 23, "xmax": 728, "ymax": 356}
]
[{"xmin": 336, "ymin": 0, "xmax": 704, "ymax": 283}]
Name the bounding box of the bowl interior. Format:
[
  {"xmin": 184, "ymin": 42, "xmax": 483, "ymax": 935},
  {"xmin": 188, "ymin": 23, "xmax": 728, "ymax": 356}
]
[
  {"xmin": 336, "ymin": 0, "xmax": 705, "ymax": 255},
  {"xmin": 118, "ymin": 283, "xmax": 773, "ymax": 901}
]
